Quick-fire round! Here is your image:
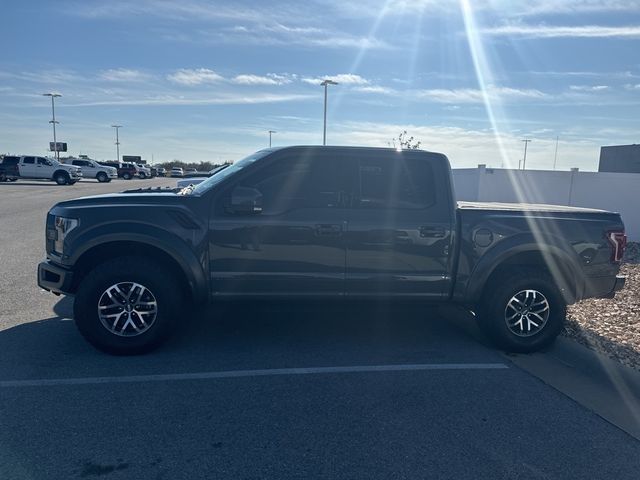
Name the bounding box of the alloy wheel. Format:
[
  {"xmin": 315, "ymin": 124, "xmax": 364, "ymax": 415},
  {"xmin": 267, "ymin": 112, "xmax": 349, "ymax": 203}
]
[
  {"xmin": 504, "ymin": 289, "xmax": 550, "ymax": 337},
  {"xmin": 97, "ymin": 282, "xmax": 158, "ymax": 337}
]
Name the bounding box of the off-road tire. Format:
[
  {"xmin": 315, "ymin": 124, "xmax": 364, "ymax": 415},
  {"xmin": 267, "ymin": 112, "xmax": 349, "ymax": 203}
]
[
  {"xmin": 74, "ymin": 257, "xmax": 184, "ymax": 355},
  {"xmin": 477, "ymin": 268, "xmax": 566, "ymax": 353}
]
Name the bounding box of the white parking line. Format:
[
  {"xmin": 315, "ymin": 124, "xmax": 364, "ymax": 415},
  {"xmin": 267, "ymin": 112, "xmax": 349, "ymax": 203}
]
[{"xmin": 0, "ymin": 363, "xmax": 508, "ymax": 388}]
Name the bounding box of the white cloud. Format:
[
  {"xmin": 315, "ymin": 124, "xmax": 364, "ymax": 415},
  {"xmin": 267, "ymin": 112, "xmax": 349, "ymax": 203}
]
[
  {"xmin": 415, "ymin": 86, "xmax": 547, "ymax": 104},
  {"xmin": 484, "ymin": 24, "xmax": 640, "ymax": 39},
  {"xmin": 625, "ymin": 83, "xmax": 640, "ymax": 90},
  {"xmin": 302, "ymin": 74, "xmax": 370, "ymax": 85},
  {"xmin": 353, "ymin": 85, "xmax": 396, "ymax": 94},
  {"xmin": 167, "ymin": 68, "xmax": 224, "ymax": 85},
  {"xmin": 231, "ymin": 73, "xmax": 293, "ymax": 85},
  {"xmin": 569, "ymin": 85, "xmax": 610, "ymax": 91},
  {"xmin": 100, "ymin": 68, "xmax": 150, "ymax": 82},
  {"xmin": 65, "ymin": 92, "xmax": 315, "ymax": 107}
]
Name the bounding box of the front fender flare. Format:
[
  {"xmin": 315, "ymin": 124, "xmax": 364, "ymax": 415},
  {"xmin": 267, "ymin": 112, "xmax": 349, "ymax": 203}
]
[{"xmin": 66, "ymin": 223, "xmax": 208, "ymax": 304}]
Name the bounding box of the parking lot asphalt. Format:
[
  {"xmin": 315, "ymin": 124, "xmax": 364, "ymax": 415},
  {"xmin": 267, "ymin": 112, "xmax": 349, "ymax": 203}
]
[{"xmin": 1, "ymin": 178, "xmax": 639, "ymax": 479}]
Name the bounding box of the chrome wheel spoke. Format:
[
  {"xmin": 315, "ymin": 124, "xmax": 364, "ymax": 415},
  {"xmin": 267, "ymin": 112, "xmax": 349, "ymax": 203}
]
[
  {"xmin": 98, "ymin": 282, "xmax": 158, "ymax": 337},
  {"xmin": 504, "ymin": 289, "xmax": 550, "ymax": 337}
]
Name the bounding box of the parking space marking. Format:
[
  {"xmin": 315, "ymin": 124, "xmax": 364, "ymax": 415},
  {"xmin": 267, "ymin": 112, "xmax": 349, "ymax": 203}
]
[{"xmin": 0, "ymin": 363, "xmax": 508, "ymax": 388}]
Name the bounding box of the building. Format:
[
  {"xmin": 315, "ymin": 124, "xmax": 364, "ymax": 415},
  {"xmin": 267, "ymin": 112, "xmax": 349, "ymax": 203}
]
[{"xmin": 599, "ymin": 144, "xmax": 640, "ymax": 173}]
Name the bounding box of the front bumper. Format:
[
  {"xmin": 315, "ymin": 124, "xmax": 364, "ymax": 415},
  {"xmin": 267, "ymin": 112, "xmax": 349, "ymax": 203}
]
[{"xmin": 37, "ymin": 260, "xmax": 74, "ymax": 295}]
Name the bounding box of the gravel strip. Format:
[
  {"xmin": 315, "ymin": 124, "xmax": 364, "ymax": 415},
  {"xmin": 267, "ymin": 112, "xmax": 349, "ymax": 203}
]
[{"xmin": 565, "ymin": 243, "xmax": 640, "ymax": 371}]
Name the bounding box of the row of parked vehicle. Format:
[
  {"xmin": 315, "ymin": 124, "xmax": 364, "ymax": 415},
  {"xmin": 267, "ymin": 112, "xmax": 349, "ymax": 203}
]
[{"xmin": 0, "ymin": 155, "xmax": 197, "ymax": 185}]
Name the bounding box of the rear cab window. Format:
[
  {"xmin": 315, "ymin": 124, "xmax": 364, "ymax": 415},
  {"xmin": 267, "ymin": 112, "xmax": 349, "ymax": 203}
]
[{"xmin": 355, "ymin": 153, "xmax": 436, "ymax": 210}]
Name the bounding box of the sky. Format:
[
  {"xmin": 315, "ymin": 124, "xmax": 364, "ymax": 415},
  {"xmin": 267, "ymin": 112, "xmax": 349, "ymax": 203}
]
[{"xmin": 1, "ymin": 0, "xmax": 640, "ymax": 170}]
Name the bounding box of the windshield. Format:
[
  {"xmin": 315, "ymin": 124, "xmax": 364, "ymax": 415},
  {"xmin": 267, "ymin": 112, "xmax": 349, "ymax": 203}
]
[{"xmin": 191, "ymin": 149, "xmax": 272, "ymax": 195}]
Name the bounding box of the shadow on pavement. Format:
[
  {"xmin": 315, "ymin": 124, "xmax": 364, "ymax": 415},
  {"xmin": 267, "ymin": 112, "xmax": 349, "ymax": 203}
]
[{"xmin": 0, "ymin": 296, "xmax": 501, "ymax": 382}]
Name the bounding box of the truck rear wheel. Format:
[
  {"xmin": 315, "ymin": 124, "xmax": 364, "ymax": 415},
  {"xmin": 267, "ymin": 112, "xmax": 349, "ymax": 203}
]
[
  {"xmin": 477, "ymin": 269, "xmax": 566, "ymax": 353},
  {"xmin": 74, "ymin": 257, "xmax": 183, "ymax": 355}
]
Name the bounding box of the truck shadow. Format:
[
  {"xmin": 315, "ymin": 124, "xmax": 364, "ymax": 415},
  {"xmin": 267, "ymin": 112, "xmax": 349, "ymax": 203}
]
[{"xmin": 0, "ymin": 296, "xmax": 502, "ymax": 382}]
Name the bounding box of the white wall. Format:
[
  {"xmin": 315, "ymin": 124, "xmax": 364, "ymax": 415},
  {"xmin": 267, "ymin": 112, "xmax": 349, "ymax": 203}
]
[{"xmin": 452, "ymin": 166, "xmax": 640, "ymax": 240}]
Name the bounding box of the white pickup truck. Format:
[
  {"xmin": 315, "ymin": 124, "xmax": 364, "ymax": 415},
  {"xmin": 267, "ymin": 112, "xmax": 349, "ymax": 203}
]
[
  {"xmin": 62, "ymin": 157, "xmax": 117, "ymax": 183},
  {"xmin": 1, "ymin": 155, "xmax": 82, "ymax": 185}
]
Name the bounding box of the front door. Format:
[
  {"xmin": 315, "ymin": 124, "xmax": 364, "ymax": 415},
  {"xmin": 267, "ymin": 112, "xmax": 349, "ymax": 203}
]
[
  {"xmin": 35, "ymin": 157, "xmax": 52, "ymax": 178},
  {"xmin": 208, "ymin": 151, "xmax": 354, "ymax": 296},
  {"xmin": 344, "ymin": 151, "xmax": 453, "ymax": 298}
]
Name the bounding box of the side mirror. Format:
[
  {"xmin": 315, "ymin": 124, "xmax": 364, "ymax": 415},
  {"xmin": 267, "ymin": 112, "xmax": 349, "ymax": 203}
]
[{"xmin": 227, "ymin": 186, "xmax": 263, "ymax": 214}]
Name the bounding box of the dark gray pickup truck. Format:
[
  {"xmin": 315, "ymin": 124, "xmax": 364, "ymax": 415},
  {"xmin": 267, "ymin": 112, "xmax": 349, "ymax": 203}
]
[{"xmin": 38, "ymin": 146, "xmax": 627, "ymax": 355}]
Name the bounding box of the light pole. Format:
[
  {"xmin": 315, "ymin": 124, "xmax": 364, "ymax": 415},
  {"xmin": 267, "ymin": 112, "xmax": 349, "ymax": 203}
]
[
  {"xmin": 521, "ymin": 139, "xmax": 532, "ymax": 170},
  {"xmin": 42, "ymin": 93, "xmax": 62, "ymax": 161},
  {"xmin": 111, "ymin": 125, "xmax": 122, "ymax": 162},
  {"xmin": 268, "ymin": 130, "xmax": 276, "ymax": 148},
  {"xmin": 321, "ymin": 79, "xmax": 338, "ymax": 145}
]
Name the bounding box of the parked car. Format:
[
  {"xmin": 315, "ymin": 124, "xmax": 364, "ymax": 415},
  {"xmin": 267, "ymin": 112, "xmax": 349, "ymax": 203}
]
[
  {"xmin": 117, "ymin": 162, "xmax": 139, "ymax": 180},
  {"xmin": 38, "ymin": 146, "xmax": 626, "ymax": 355},
  {"xmin": 171, "ymin": 167, "xmax": 184, "ymax": 177},
  {"xmin": 156, "ymin": 167, "xmax": 166, "ymax": 177},
  {"xmin": 176, "ymin": 165, "xmax": 229, "ymax": 187},
  {"xmin": 3, "ymin": 155, "xmax": 81, "ymax": 185},
  {"xmin": 136, "ymin": 164, "xmax": 151, "ymax": 179},
  {"xmin": 63, "ymin": 157, "xmax": 117, "ymax": 183},
  {"xmin": 0, "ymin": 156, "xmax": 20, "ymax": 181},
  {"xmin": 185, "ymin": 168, "xmax": 198, "ymax": 175}
]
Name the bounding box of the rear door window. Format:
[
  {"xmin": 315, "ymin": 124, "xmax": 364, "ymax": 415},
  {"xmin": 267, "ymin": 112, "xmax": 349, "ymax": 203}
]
[{"xmin": 357, "ymin": 156, "xmax": 436, "ymax": 209}]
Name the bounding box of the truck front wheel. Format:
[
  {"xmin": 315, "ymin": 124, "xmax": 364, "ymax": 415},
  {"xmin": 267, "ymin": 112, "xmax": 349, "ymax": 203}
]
[
  {"xmin": 477, "ymin": 269, "xmax": 566, "ymax": 353},
  {"xmin": 55, "ymin": 172, "xmax": 70, "ymax": 185},
  {"xmin": 74, "ymin": 257, "xmax": 183, "ymax": 355}
]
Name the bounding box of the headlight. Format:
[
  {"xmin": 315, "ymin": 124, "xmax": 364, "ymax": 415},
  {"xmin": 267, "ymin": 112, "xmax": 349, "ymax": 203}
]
[{"xmin": 53, "ymin": 217, "xmax": 78, "ymax": 254}]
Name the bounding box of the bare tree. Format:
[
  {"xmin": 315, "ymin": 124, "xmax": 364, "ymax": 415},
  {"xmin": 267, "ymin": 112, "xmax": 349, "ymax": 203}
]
[{"xmin": 389, "ymin": 131, "xmax": 421, "ymax": 150}]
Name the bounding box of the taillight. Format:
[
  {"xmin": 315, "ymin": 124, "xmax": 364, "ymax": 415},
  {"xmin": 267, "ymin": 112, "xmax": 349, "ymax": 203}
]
[{"xmin": 606, "ymin": 230, "xmax": 627, "ymax": 263}]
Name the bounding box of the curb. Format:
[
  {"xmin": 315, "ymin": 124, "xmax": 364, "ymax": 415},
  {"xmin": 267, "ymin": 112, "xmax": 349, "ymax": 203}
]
[{"xmin": 439, "ymin": 304, "xmax": 640, "ymax": 441}]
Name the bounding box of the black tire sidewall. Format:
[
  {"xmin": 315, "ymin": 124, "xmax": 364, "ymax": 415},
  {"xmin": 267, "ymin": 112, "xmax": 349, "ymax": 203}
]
[
  {"xmin": 74, "ymin": 258, "xmax": 182, "ymax": 355},
  {"xmin": 97, "ymin": 172, "xmax": 107, "ymax": 182},
  {"xmin": 123, "ymin": 172, "xmax": 131, "ymax": 180},
  {"xmin": 480, "ymin": 271, "xmax": 566, "ymax": 352},
  {"xmin": 55, "ymin": 173, "xmax": 69, "ymax": 185}
]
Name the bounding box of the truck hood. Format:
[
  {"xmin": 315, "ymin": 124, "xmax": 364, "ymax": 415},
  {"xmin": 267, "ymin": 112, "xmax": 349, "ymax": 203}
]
[
  {"xmin": 457, "ymin": 201, "xmax": 610, "ymax": 214},
  {"xmin": 52, "ymin": 190, "xmax": 185, "ymax": 211}
]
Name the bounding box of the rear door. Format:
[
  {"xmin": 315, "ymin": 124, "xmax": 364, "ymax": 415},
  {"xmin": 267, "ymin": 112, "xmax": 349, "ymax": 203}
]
[
  {"xmin": 344, "ymin": 150, "xmax": 454, "ymax": 298},
  {"xmin": 73, "ymin": 160, "xmax": 93, "ymax": 176},
  {"xmin": 19, "ymin": 157, "xmax": 37, "ymax": 177},
  {"xmin": 208, "ymin": 151, "xmax": 355, "ymax": 296}
]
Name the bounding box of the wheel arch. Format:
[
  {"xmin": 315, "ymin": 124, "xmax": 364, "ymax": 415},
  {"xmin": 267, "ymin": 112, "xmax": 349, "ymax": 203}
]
[
  {"xmin": 465, "ymin": 242, "xmax": 584, "ymax": 306},
  {"xmin": 52, "ymin": 169, "xmax": 70, "ymax": 180},
  {"xmin": 69, "ymin": 236, "xmax": 207, "ymax": 304}
]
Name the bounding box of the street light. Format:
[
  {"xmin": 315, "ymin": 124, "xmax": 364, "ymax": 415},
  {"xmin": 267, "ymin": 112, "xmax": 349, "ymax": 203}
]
[
  {"xmin": 111, "ymin": 125, "xmax": 122, "ymax": 162},
  {"xmin": 320, "ymin": 79, "xmax": 338, "ymax": 146},
  {"xmin": 521, "ymin": 139, "xmax": 532, "ymax": 170},
  {"xmin": 42, "ymin": 93, "xmax": 62, "ymax": 160},
  {"xmin": 268, "ymin": 130, "xmax": 276, "ymax": 148}
]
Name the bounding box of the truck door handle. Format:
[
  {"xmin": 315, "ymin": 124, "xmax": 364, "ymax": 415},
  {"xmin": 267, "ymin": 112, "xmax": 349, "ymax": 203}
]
[
  {"xmin": 420, "ymin": 226, "xmax": 446, "ymax": 238},
  {"xmin": 315, "ymin": 224, "xmax": 342, "ymax": 236}
]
